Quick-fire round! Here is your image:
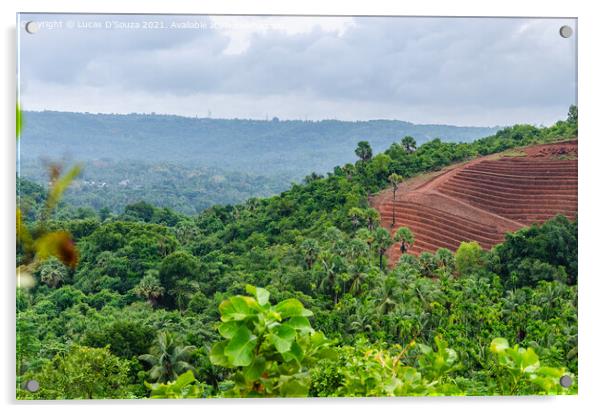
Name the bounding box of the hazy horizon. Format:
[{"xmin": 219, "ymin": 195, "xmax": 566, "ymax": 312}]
[{"xmin": 21, "ymin": 108, "xmax": 514, "ymax": 128}]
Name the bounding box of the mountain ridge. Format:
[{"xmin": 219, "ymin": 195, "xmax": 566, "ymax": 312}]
[{"xmin": 19, "ymin": 110, "xmax": 501, "ymax": 178}]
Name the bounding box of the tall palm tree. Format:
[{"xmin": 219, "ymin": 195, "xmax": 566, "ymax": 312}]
[
  {"xmin": 300, "ymin": 238, "xmax": 320, "ymax": 269},
  {"xmin": 365, "ymin": 209, "xmax": 380, "ymax": 231},
  {"xmin": 376, "ymin": 276, "xmax": 400, "ymax": 315},
  {"xmin": 374, "ymin": 227, "xmax": 393, "ymax": 270},
  {"xmin": 319, "ymin": 251, "xmax": 345, "ymax": 305},
  {"xmin": 139, "ymin": 331, "xmax": 196, "ymax": 383},
  {"xmin": 348, "ymin": 262, "xmax": 369, "ymax": 296},
  {"xmin": 388, "ymin": 173, "xmax": 403, "ymax": 226}
]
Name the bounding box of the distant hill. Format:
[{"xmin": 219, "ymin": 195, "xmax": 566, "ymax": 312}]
[{"xmin": 19, "ymin": 111, "xmax": 500, "ymax": 179}]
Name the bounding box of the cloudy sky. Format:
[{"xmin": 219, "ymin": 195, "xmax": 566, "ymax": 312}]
[{"xmin": 18, "ymin": 14, "xmax": 576, "ymax": 126}]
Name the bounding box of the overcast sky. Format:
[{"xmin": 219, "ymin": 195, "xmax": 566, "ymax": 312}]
[{"xmin": 18, "ymin": 14, "xmax": 577, "ymax": 126}]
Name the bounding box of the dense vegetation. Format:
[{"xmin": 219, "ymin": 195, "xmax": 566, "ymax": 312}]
[
  {"xmin": 16, "ymin": 108, "xmax": 577, "ymax": 398},
  {"xmin": 20, "ymin": 159, "xmax": 292, "ymax": 215}
]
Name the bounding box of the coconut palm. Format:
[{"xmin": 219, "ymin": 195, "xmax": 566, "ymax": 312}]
[{"xmin": 139, "ymin": 331, "xmax": 196, "ymax": 383}]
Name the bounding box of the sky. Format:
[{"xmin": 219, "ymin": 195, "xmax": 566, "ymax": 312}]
[{"xmin": 18, "ymin": 14, "xmax": 577, "ymax": 126}]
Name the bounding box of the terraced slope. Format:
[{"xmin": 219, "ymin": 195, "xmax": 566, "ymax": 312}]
[{"xmin": 370, "ymin": 140, "xmax": 577, "ymax": 264}]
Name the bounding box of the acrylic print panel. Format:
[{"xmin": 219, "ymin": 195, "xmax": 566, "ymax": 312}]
[{"xmin": 16, "ymin": 13, "xmax": 577, "ymax": 399}]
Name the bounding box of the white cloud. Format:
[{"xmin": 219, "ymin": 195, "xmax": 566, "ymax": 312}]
[{"xmin": 18, "ymin": 14, "xmax": 577, "ymax": 126}]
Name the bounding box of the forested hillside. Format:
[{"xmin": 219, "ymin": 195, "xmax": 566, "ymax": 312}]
[
  {"xmin": 19, "ymin": 159, "xmax": 293, "ymax": 215},
  {"xmin": 16, "ymin": 109, "xmax": 578, "ymax": 398},
  {"xmin": 20, "ymin": 111, "xmax": 499, "ymax": 176}
]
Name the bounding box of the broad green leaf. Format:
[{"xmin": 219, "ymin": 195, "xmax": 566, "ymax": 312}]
[
  {"xmin": 219, "ymin": 295, "xmax": 260, "ymax": 321},
  {"xmin": 243, "ymin": 356, "xmax": 266, "ymax": 382},
  {"xmin": 490, "ymin": 337, "xmax": 509, "ymax": 354},
  {"xmin": 309, "ymin": 331, "xmax": 330, "ymax": 347},
  {"xmin": 209, "ymin": 341, "xmax": 229, "ymax": 366},
  {"xmin": 282, "ymin": 340, "xmax": 304, "ymax": 363},
  {"xmin": 283, "ymin": 316, "xmax": 313, "ymax": 333},
  {"xmin": 278, "ymin": 373, "xmax": 310, "ymax": 397},
  {"xmin": 171, "ymin": 370, "xmax": 196, "ymax": 390},
  {"xmin": 218, "ymin": 321, "xmax": 241, "ymax": 339},
  {"xmin": 270, "ymin": 324, "xmax": 296, "ymax": 354},
  {"xmin": 245, "ymin": 284, "xmax": 270, "ymax": 306},
  {"xmin": 224, "ymin": 326, "xmax": 257, "ymax": 366},
  {"xmin": 273, "ymin": 298, "xmax": 313, "ymax": 318}
]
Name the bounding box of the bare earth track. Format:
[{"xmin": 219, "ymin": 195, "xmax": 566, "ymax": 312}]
[{"xmin": 370, "ymin": 140, "xmax": 577, "ymax": 264}]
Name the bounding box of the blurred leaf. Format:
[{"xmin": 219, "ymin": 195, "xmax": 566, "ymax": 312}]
[
  {"xmin": 245, "ymin": 284, "xmax": 270, "ymax": 306},
  {"xmin": 46, "ymin": 164, "xmax": 82, "ymax": 213},
  {"xmin": 16, "ymin": 104, "xmax": 23, "ymax": 138},
  {"xmin": 16, "ymin": 209, "xmax": 33, "ymax": 251},
  {"xmin": 273, "ymin": 298, "xmax": 313, "ymax": 318},
  {"xmin": 219, "ymin": 296, "xmax": 260, "ymax": 321},
  {"xmin": 34, "ymin": 231, "xmax": 79, "ymax": 268},
  {"xmin": 490, "ymin": 337, "xmax": 509, "ymax": 353}
]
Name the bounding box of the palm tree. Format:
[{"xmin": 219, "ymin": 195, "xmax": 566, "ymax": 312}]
[
  {"xmin": 376, "ymin": 276, "xmax": 400, "ymax": 315},
  {"xmin": 348, "ymin": 261, "xmax": 369, "ymax": 296},
  {"xmin": 388, "ymin": 173, "xmax": 403, "ymax": 226},
  {"xmin": 39, "ymin": 257, "xmax": 68, "ymax": 288},
  {"xmin": 434, "ymin": 248, "xmax": 454, "ymax": 271},
  {"xmin": 133, "ymin": 270, "xmax": 165, "ymax": 308},
  {"xmin": 347, "ymin": 238, "xmax": 369, "ymax": 261},
  {"xmin": 319, "ymin": 251, "xmax": 345, "ymax": 304},
  {"xmin": 349, "ymin": 306, "xmax": 374, "ymax": 334},
  {"xmin": 365, "ymin": 209, "xmax": 380, "ymax": 231},
  {"xmin": 401, "ymin": 136, "xmax": 417, "ymax": 153},
  {"xmin": 355, "ymin": 141, "xmax": 373, "ymax": 161},
  {"xmin": 348, "ymin": 207, "xmax": 366, "ymax": 229},
  {"xmin": 139, "ymin": 331, "xmax": 196, "ymax": 383},
  {"xmin": 300, "ymin": 238, "xmax": 320, "ymax": 269},
  {"xmin": 394, "ymin": 227, "xmax": 415, "ymax": 256},
  {"xmin": 374, "ymin": 227, "xmax": 393, "ymax": 270}
]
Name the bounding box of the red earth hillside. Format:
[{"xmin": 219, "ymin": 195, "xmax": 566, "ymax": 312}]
[{"xmin": 369, "ymin": 140, "xmax": 577, "ymax": 264}]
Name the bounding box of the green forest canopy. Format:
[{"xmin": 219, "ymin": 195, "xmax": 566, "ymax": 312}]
[{"xmin": 16, "ymin": 108, "xmax": 577, "ymax": 398}]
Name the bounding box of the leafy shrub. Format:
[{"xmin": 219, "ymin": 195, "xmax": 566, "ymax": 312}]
[{"xmin": 210, "ymin": 285, "xmax": 335, "ymax": 397}]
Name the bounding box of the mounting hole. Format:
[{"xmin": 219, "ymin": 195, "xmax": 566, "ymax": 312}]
[
  {"xmin": 25, "ymin": 21, "xmax": 39, "ymax": 34},
  {"xmin": 24, "ymin": 379, "xmax": 40, "ymax": 392},
  {"xmin": 559, "ymin": 25, "xmax": 573, "ymax": 38},
  {"xmin": 559, "ymin": 375, "xmax": 573, "ymax": 388}
]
